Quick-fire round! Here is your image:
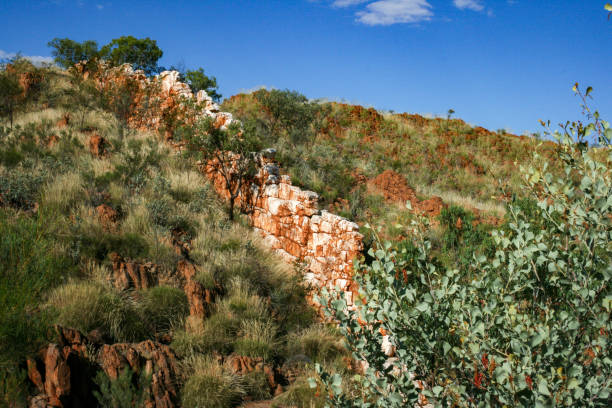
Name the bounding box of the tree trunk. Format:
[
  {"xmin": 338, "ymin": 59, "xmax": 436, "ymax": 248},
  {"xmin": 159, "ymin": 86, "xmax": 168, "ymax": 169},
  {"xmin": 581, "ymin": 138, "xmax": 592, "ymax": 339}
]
[{"xmin": 228, "ymin": 196, "xmax": 235, "ymax": 221}]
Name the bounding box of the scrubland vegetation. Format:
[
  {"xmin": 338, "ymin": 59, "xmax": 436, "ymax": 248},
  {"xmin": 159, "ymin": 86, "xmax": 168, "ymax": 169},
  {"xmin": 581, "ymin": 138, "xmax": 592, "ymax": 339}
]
[
  {"xmin": 0, "ymin": 57, "xmax": 343, "ymax": 408},
  {"xmin": 0, "ymin": 25, "xmax": 610, "ymax": 407}
]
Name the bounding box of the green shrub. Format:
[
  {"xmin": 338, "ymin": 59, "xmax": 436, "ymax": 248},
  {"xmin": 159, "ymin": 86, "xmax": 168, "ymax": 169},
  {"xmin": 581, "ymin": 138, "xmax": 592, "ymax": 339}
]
[
  {"xmin": 272, "ymin": 376, "xmax": 325, "ymax": 408},
  {"xmin": 0, "ymin": 211, "xmax": 74, "ymax": 369},
  {"xmin": 75, "ymin": 230, "xmax": 149, "ymax": 262},
  {"xmin": 140, "ymin": 286, "xmax": 189, "ymax": 334},
  {"xmin": 181, "ymin": 357, "xmax": 245, "ymax": 408},
  {"xmin": 0, "ymin": 167, "xmax": 44, "ymax": 211},
  {"xmin": 242, "ymin": 369, "xmax": 272, "ymax": 400},
  {"xmin": 315, "ymin": 112, "xmax": 612, "ymax": 406},
  {"xmin": 93, "ymin": 367, "xmax": 151, "ymax": 408},
  {"xmin": 438, "ymin": 204, "xmax": 495, "ymax": 267},
  {"xmin": 171, "ymin": 313, "xmax": 237, "ymax": 357}
]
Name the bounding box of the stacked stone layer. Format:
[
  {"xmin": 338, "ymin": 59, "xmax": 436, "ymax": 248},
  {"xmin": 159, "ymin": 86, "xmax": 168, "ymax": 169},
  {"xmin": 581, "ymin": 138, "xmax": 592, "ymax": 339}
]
[
  {"xmin": 204, "ymin": 152, "xmax": 364, "ymax": 308},
  {"xmin": 84, "ymin": 64, "xmax": 364, "ymax": 308}
]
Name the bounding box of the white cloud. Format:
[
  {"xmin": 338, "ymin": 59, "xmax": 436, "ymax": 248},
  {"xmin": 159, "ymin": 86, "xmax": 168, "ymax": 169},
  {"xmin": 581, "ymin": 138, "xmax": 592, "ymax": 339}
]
[
  {"xmin": 0, "ymin": 50, "xmax": 55, "ymax": 66},
  {"xmin": 358, "ymin": 0, "xmax": 433, "ymax": 25},
  {"xmin": 453, "ymin": 0, "xmax": 484, "ymax": 11},
  {"xmin": 332, "ymin": 0, "xmax": 370, "ymax": 6},
  {"xmin": 328, "ymin": 0, "xmax": 433, "ymax": 25}
]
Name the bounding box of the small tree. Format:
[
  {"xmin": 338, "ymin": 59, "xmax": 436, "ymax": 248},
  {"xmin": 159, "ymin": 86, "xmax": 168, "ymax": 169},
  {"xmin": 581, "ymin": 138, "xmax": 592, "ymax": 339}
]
[
  {"xmin": 184, "ymin": 118, "xmax": 261, "ymax": 221},
  {"xmin": 0, "ymin": 69, "xmax": 23, "ymax": 129},
  {"xmin": 184, "ymin": 68, "xmax": 221, "ymax": 102},
  {"xmin": 254, "ymin": 89, "xmax": 318, "ymax": 145},
  {"xmin": 99, "ymin": 36, "xmax": 163, "ymax": 76},
  {"xmin": 48, "ymin": 38, "xmax": 100, "ymax": 68}
]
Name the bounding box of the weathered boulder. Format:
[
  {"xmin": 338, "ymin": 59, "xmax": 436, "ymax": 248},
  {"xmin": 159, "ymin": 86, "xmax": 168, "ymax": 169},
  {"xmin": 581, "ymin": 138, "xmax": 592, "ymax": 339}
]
[
  {"xmin": 227, "ymin": 355, "xmax": 283, "ymax": 396},
  {"xmin": 96, "ymin": 204, "xmax": 118, "ymax": 230},
  {"xmin": 98, "ymin": 341, "xmax": 180, "ymax": 408},
  {"xmin": 177, "ymin": 260, "xmax": 217, "ymax": 317},
  {"xmin": 88, "ymin": 133, "xmax": 107, "ymax": 157},
  {"xmin": 110, "ymin": 253, "xmax": 157, "ymax": 291}
]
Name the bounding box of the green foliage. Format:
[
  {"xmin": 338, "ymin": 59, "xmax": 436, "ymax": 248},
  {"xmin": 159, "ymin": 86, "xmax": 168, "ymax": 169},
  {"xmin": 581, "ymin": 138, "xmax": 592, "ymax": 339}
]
[
  {"xmin": 0, "ymin": 166, "xmax": 44, "ymax": 211},
  {"xmin": 254, "ymin": 89, "xmax": 319, "ymax": 145},
  {"xmin": 284, "ymin": 325, "xmax": 347, "ymax": 365},
  {"xmin": 438, "ymin": 205, "xmax": 495, "ymax": 267},
  {"xmin": 140, "ymin": 286, "xmax": 189, "ymax": 334},
  {"xmin": 113, "ymin": 139, "xmax": 163, "ymax": 191},
  {"xmin": 233, "ymin": 319, "xmax": 277, "ymax": 360},
  {"xmin": 184, "ymin": 68, "xmax": 221, "ymax": 102},
  {"xmin": 243, "ymin": 369, "xmax": 272, "ymax": 400},
  {"xmin": 315, "ymin": 110, "xmax": 612, "ymax": 406},
  {"xmin": 183, "ymin": 117, "xmax": 261, "ymax": 220},
  {"xmin": 0, "ymin": 369, "xmax": 27, "ymax": 407},
  {"xmin": 181, "ymin": 357, "xmax": 246, "ymax": 408},
  {"xmin": 48, "ymin": 282, "xmax": 148, "ymax": 342},
  {"xmin": 48, "ymin": 38, "xmax": 99, "ymax": 68},
  {"xmin": 99, "ymin": 36, "xmax": 163, "ymax": 76},
  {"xmin": 0, "ymin": 212, "xmax": 74, "ymax": 370},
  {"xmin": 0, "ymin": 68, "xmax": 23, "ymax": 128},
  {"xmin": 93, "ymin": 367, "xmax": 151, "ymax": 408}
]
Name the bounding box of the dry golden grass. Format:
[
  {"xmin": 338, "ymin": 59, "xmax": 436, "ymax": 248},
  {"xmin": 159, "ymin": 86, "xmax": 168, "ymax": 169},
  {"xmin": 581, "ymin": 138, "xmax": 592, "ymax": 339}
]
[
  {"xmin": 41, "ymin": 171, "xmax": 85, "ymax": 213},
  {"xmin": 415, "ymin": 184, "xmax": 506, "ymax": 217}
]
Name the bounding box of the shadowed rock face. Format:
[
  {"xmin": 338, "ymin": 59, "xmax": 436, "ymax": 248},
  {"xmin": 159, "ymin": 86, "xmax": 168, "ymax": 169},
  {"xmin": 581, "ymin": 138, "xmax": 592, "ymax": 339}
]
[
  {"xmin": 98, "ymin": 341, "xmax": 180, "ymax": 408},
  {"xmin": 27, "ymin": 326, "xmax": 181, "ymax": 408},
  {"xmin": 177, "ymin": 259, "xmax": 218, "ymax": 318},
  {"xmin": 110, "ymin": 252, "xmax": 158, "ymax": 291},
  {"xmin": 88, "ymin": 134, "xmax": 108, "ymax": 158}
]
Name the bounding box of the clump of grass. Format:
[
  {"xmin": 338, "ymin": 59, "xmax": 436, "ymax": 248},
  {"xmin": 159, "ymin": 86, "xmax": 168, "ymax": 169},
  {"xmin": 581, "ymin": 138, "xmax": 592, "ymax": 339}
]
[
  {"xmin": 233, "ymin": 319, "xmax": 277, "ymax": 360},
  {"xmin": 47, "ymin": 281, "xmax": 147, "ymax": 342},
  {"xmin": 284, "ymin": 325, "xmax": 347, "ymax": 364},
  {"xmin": 171, "ymin": 313, "xmax": 237, "ymax": 358},
  {"xmin": 181, "ymin": 356, "xmax": 246, "ymax": 408},
  {"xmin": 242, "ymin": 370, "xmax": 272, "ymax": 400},
  {"xmin": 140, "ymin": 286, "xmax": 189, "ymax": 335},
  {"xmin": 41, "ymin": 171, "xmax": 84, "ymax": 213},
  {"xmin": 272, "ymin": 374, "xmax": 325, "ymax": 408},
  {"xmin": 0, "ymin": 211, "xmax": 75, "ymax": 368}
]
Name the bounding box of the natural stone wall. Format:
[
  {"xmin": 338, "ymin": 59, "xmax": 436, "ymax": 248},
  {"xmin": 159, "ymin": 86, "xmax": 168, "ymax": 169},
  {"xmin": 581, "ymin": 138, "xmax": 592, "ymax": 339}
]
[
  {"xmin": 203, "ymin": 150, "xmax": 364, "ymax": 308},
  {"xmin": 86, "ymin": 63, "xmax": 364, "ymax": 307}
]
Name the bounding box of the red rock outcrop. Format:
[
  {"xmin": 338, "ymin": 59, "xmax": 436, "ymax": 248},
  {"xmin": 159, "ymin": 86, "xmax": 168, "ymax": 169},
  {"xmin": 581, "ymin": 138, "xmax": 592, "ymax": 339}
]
[
  {"xmin": 27, "ymin": 326, "xmax": 99, "ymax": 408},
  {"xmin": 88, "ymin": 133, "xmax": 108, "ymax": 157},
  {"xmin": 56, "ymin": 113, "xmax": 70, "ymax": 129},
  {"xmin": 96, "ymin": 203, "xmax": 118, "ymax": 230},
  {"xmin": 27, "ymin": 326, "xmax": 180, "ymax": 408},
  {"xmin": 227, "ymin": 355, "xmax": 283, "ymax": 396},
  {"xmin": 176, "ymin": 260, "xmax": 217, "ymax": 317},
  {"xmin": 110, "ymin": 253, "xmax": 157, "ymax": 291},
  {"xmin": 370, "ymin": 169, "xmax": 418, "ymax": 204},
  {"xmin": 98, "ymin": 341, "xmax": 180, "ymax": 408}
]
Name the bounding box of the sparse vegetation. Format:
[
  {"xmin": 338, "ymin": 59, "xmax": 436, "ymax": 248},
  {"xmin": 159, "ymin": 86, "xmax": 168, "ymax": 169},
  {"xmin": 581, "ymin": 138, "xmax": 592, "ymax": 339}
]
[{"xmin": 1, "ymin": 29, "xmax": 609, "ymax": 408}]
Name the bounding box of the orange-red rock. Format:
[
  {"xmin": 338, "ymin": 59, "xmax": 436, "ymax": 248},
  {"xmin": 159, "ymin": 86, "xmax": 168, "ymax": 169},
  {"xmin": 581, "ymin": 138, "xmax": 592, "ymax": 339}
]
[{"xmin": 110, "ymin": 253, "xmax": 157, "ymax": 290}]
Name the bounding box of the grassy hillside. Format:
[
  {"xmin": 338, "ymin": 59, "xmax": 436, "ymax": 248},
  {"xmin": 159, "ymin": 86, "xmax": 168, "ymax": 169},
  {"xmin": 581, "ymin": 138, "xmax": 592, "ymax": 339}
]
[
  {"xmin": 221, "ymin": 90, "xmax": 562, "ymax": 267},
  {"xmin": 0, "ymin": 62, "xmax": 349, "ymax": 407},
  {"xmin": 3, "ymin": 58, "xmax": 605, "ymax": 408}
]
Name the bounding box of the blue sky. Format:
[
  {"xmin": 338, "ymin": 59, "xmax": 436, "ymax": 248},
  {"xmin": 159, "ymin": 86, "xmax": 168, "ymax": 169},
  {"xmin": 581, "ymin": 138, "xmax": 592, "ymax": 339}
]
[{"xmin": 1, "ymin": 0, "xmax": 611, "ymax": 134}]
